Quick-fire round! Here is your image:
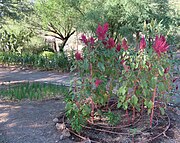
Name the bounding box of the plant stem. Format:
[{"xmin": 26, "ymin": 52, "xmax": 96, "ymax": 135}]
[
  {"xmin": 150, "ymin": 86, "xmax": 156, "ymax": 128},
  {"xmin": 126, "ymin": 110, "xmax": 130, "ymax": 124},
  {"xmin": 132, "ymin": 106, "xmax": 135, "ymax": 124},
  {"xmin": 141, "ymin": 99, "xmax": 144, "ymax": 115}
]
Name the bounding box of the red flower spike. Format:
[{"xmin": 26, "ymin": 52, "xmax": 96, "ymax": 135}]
[
  {"xmin": 89, "ymin": 37, "xmax": 95, "ymax": 46},
  {"xmin": 102, "ymin": 41, "xmax": 107, "ymax": 46},
  {"xmin": 81, "ymin": 34, "xmax": 88, "ymax": 45},
  {"xmin": 120, "ymin": 60, "xmax": 125, "ymax": 65},
  {"xmin": 103, "ymin": 23, "xmax": 109, "ymax": 33},
  {"xmin": 75, "ymin": 51, "xmax": 83, "ymax": 61},
  {"xmin": 95, "ymin": 79, "xmax": 102, "ymax": 88},
  {"xmin": 153, "ymin": 35, "xmax": 169, "ymax": 56},
  {"xmin": 96, "ymin": 23, "xmax": 109, "ymax": 40},
  {"xmin": 122, "ymin": 38, "xmax": 128, "ymax": 51},
  {"xmin": 140, "ymin": 36, "xmax": 146, "ymax": 50},
  {"xmin": 173, "ymin": 78, "xmax": 178, "ymax": 83},
  {"xmin": 116, "ymin": 43, "xmax": 121, "ymax": 52},
  {"xmin": 164, "ymin": 67, "xmax": 170, "ymax": 74},
  {"xmin": 107, "ymin": 38, "xmax": 115, "ymax": 49}
]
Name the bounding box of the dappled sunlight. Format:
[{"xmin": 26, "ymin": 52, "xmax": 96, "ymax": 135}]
[
  {"xmin": 0, "ymin": 112, "xmax": 9, "ymax": 122},
  {"xmin": 6, "ymin": 123, "xmax": 17, "ymax": 128}
]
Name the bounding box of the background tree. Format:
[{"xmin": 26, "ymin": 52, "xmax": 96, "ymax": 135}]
[
  {"xmin": 34, "ymin": 0, "xmax": 82, "ymax": 52},
  {"xmin": 72, "ymin": 0, "xmax": 179, "ymax": 45}
]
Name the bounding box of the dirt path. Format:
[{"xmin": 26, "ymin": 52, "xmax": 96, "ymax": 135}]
[
  {"xmin": 0, "ymin": 99, "xmax": 73, "ymax": 143},
  {"xmin": 0, "ymin": 66, "xmax": 73, "ymax": 86}
]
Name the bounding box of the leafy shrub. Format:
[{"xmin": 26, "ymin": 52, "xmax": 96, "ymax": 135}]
[
  {"xmin": 0, "ymin": 29, "xmax": 33, "ymax": 52},
  {"xmin": 65, "ymin": 23, "xmax": 173, "ymax": 132},
  {"xmin": 0, "ymin": 51, "xmax": 71, "ymax": 72}
]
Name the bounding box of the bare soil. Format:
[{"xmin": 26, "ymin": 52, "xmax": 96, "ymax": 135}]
[{"xmin": 0, "ymin": 99, "xmax": 73, "ymax": 143}]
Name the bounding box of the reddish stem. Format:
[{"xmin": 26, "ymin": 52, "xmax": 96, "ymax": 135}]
[
  {"xmin": 126, "ymin": 110, "xmax": 130, "ymax": 124},
  {"xmin": 141, "ymin": 99, "xmax": 144, "ymax": 115},
  {"xmin": 90, "ymin": 98, "xmax": 95, "ymax": 123},
  {"xmin": 132, "ymin": 106, "xmax": 135, "ymax": 124},
  {"xmin": 150, "ymin": 87, "xmax": 157, "ymax": 128}
]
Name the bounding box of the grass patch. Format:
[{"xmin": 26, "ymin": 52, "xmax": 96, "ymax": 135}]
[{"xmin": 0, "ymin": 82, "xmax": 69, "ymax": 100}]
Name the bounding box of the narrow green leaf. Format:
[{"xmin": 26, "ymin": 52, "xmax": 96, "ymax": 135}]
[
  {"xmin": 83, "ymin": 59, "xmax": 89, "ymax": 70},
  {"xmin": 158, "ymin": 66, "xmax": 164, "ymax": 76},
  {"xmin": 159, "ymin": 107, "xmax": 165, "ymax": 115},
  {"xmin": 98, "ymin": 62, "xmax": 105, "ymax": 72}
]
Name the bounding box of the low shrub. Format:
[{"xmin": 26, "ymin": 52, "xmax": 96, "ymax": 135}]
[{"xmin": 0, "ymin": 51, "xmax": 71, "ymax": 72}]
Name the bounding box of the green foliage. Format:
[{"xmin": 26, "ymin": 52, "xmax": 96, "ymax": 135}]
[
  {"xmin": 0, "ymin": 82, "xmax": 68, "ymax": 100},
  {"xmin": 0, "ymin": 29, "xmax": 33, "ymax": 52},
  {"xmin": 34, "ymin": 0, "xmax": 78, "ymax": 51},
  {"xmin": 0, "ymin": 0, "xmax": 34, "ymax": 24},
  {"xmin": 0, "ymin": 51, "xmax": 72, "ymax": 72},
  {"xmin": 71, "ymin": 0, "xmax": 179, "ymax": 43}
]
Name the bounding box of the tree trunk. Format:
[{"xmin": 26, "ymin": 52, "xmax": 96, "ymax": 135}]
[{"xmin": 59, "ymin": 30, "xmax": 75, "ymax": 53}]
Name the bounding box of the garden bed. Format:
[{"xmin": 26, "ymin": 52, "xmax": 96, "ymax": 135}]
[{"xmin": 58, "ymin": 107, "xmax": 180, "ymax": 143}]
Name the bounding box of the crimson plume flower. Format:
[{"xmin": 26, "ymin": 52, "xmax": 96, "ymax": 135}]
[
  {"xmin": 75, "ymin": 51, "xmax": 83, "ymax": 61},
  {"xmin": 107, "ymin": 38, "xmax": 115, "ymax": 49},
  {"xmin": 140, "ymin": 36, "xmax": 146, "ymax": 50},
  {"xmin": 116, "ymin": 43, "xmax": 121, "ymax": 52},
  {"xmin": 81, "ymin": 34, "xmax": 88, "ymax": 45},
  {"xmin": 153, "ymin": 35, "xmax": 169, "ymax": 56},
  {"xmin": 95, "ymin": 79, "xmax": 102, "ymax": 88},
  {"xmin": 96, "ymin": 23, "xmax": 109, "ymax": 40},
  {"xmin": 122, "ymin": 38, "xmax": 128, "ymax": 50},
  {"xmin": 89, "ymin": 37, "xmax": 95, "ymax": 46}
]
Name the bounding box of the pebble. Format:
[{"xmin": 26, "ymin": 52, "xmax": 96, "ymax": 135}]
[
  {"xmin": 56, "ymin": 123, "xmax": 65, "ymax": 131},
  {"xmin": 175, "ymin": 107, "xmax": 180, "ymax": 115},
  {"xmin": 62, "ymin": 128, "xmax": 71, "ymax": 137},
  {"xmin": 59, "ymin": 128, "xmax": 71, "ymax": 140},
  {"xmin": 53, "ymin": 118, "xmax": 59, "ymax": 123}
]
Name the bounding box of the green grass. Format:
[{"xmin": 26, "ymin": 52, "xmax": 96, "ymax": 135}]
[{"xmin": 0, "ymin": 82, "xmax": 69, "ymax": 100}]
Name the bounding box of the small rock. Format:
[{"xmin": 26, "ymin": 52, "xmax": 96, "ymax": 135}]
[
  {"xmin": 60, "ymin": 135, "xmax": 64, "ymax": 140},
  {"xmin": 53, "ymin": 118, "xmax": 59, "ymax": 123},
  {"xmin": 62, "ymin": 128, "xmax": 71, "ymax": 137},
  {"xmin": 176, "ymin": 107, "xmax": 180, "ymax": 115},
  {"xmin": 56, "ymin": 123, "xmax": 65, "ymax": 131}
]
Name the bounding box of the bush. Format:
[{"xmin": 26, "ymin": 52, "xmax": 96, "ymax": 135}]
[
  {"xmin": 0, "ymin": 51, "xmax": 71, "ymax": 72},
  {"xmin": 65, "ymin": 23, "xmax": 173, "ymax": 132}
]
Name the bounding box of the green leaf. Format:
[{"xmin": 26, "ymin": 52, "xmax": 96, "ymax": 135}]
[
  {"xmin": 147, "ymin": 100, "xmax": 153, "ymax": 109},
  {"xmin": 158, "ymin": 66, "xmax": 164, "ymax": 76},
  {"xmin": 118, "ymin": 86, "xmax": 126, "ymax": 95},
  {"xmin": 159, "ymin": 107, "xmax": 165, "ymax": 115},
  {"xmin": 131, "ymin": 95, "xmax": 138, "ymax": 105},
  {"xmin": 98, "ymin": 62, "xmax": 105, "ymax": 72},
  {"xmin": 151, "ymin": 77, "xmax": 157, "ymax": 88},
  {"xmin": 83, "ymin": 59, "xmax": 89, "ymax": 70},
  {"xmin": 158, "ymin": 82, "xmax": 166, "ymax": 92},
  {"xmin": 119, "ymin": 95, "xmax": 126, "ymax": 103},
  {"xmin": 117, "ymin": 102, "xmax": 121, "ymax": 108},
  {"xmin": 123, "ymin": 101, "xmax": 128, "ymax": 110}
]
